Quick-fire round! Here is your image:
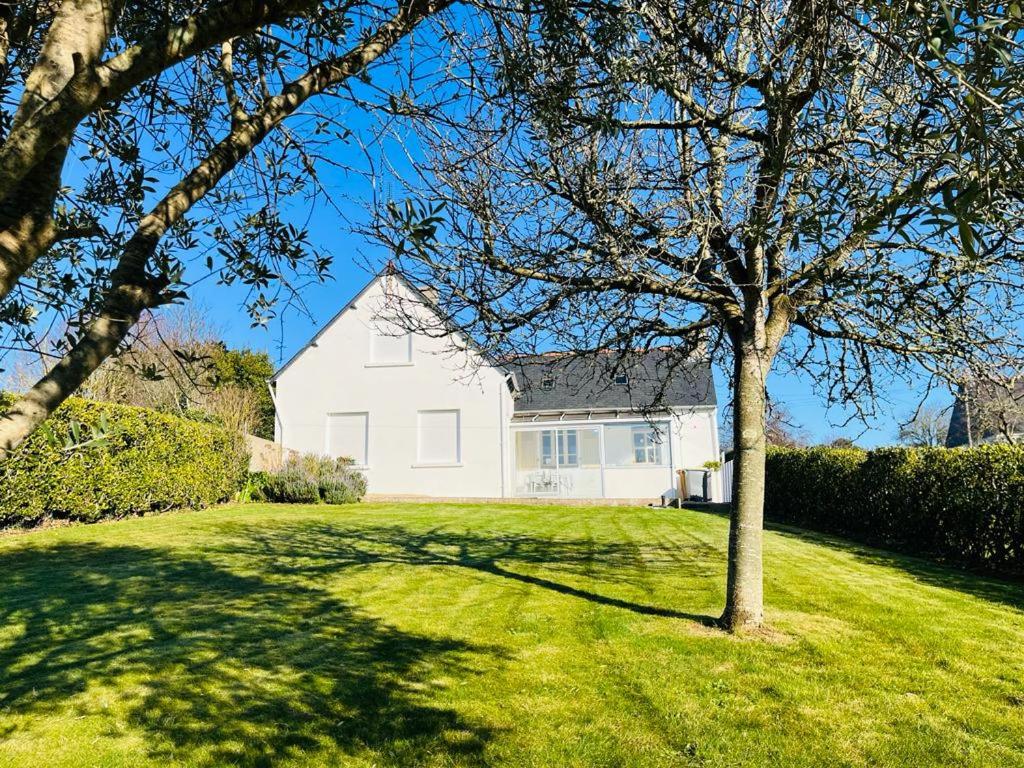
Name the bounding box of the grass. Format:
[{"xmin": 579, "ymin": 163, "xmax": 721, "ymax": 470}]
[{"xmin": 0, "ymin": 503, "xmax": 1022, "ymax": 767}]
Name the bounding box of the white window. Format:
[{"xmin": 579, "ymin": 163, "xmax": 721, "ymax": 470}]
[
  {"xmin": 604, "ymin": 423, "xmax": 666, "ymax": 466},
  {"xmin": 370, "ymin": 322, "xmax": 412, "ymax": 364},
  {"xmin": 526, "ymin": 428, "xmax": 598, "ymax": 470},
  {"xmin": 541, "ymin": 430, "xmax": 554, "ymax": 466},
  {"xmin": 557, "ymin": 430, "xmax": 578, "ymax": 467},
  {"xmin": 631, "ymin": 426, "xmax": 663, "ymax": 464},
  {"xmin": 417, "ymin": 409, "xmax": 460, "ymax": 465},
  {"xmin": 326, "ymin": 412, "xmax": 368, "ymax": 466}
]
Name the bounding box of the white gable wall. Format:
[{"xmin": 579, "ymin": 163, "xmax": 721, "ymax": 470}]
[{"xmin": 273, "ymin": 275, "xmax": 513, "ymax": 497}]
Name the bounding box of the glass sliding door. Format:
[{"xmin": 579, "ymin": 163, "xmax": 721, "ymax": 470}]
[{"xmin": 513, "ymin": 427, "xmax": 602, "ymax": 498}]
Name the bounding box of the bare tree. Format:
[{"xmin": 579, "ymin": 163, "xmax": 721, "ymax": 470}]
[
  {"xmin": 951, "ymin": 375, "xmax": 1024, "ymax": 445},
  {"xmin": 897, "ymin": 405, "xmax": 949, "ymax": 447},
  {"xmin": 375, "ymin": 1, "xmax": 1024, "ymax": 630},
  {"xmin": 0, "ymin": 0, "xmax": 454, "ymax": 459},
  {"xmin": 765, "ymin": 403, "xmax": 808, "ymax": 449},
  {"xmin": 721, "ymin": 400, "xmax": 808, "ymax": 450},
  {"xmin": 79, "ymin": 308, "xmax": 221, "ymax": 413},
  {"xmin": 974, "ymin": 381, "xmax": 1024, "ymax": 444},
  {"xmin": 11, "ymin": 305, "xmax": 279, "ymax": 436}
]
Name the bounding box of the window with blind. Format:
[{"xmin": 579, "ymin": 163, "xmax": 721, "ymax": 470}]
[
  {"xmin": 370, "ymin": 322, "xmax": 412, "ymax": 364},
  {"xmin": 326, "ymin": 412, "xmax": 369, "ymax": 466},
  {"xmin": 417, "ymin": 409, "xmax": 460, "ymax": 465}
]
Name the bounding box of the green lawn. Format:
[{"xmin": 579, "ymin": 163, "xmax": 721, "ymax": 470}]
[{"xmin": 0, "ymin": 503, "xmax": 1022, "ymax": 767}]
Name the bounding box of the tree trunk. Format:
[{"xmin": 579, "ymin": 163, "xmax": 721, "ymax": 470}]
[
  {"xmin": 0, "ymin": 141, "xmax": 71, "ymax": 299},
  {"xmin": 0, "ymin": 0, "xmax": 116, "ymax": 300},
  {"xmin": 721, "ymin": 343, "xmax": 771, "ymax": 631},
  {"xmin": 0, "ymin": 0, "xmax": 453, "ymax": 458},
  {"xmin": 0, "ymin": 270, "xmax": 161, "ymax": 460}
]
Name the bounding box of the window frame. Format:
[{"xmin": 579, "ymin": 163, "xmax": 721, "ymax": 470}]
[
  {"xmin": 414, "ymin": 409, "xmax": 462, "ymax": 467},
  {"xmin": 631, "ymin": 425, "xmax": 663, "ymax": 465},
  {"xmin": 557, "ymin": 429, "xmax": 579, "ymax": 467},
  {"xmin": 540, "ymin": 430, "xmax": 555, "ymax": 466},
  {"xmin": 324, "ymin": 411, "xmax": 370, "ymax": 468},
  {"xmin": 528, "ymin": 428, "xmax": 590, "ymax": 469},
  {"xmin": 367, "ymin": 322, "xmax": 413, "ymax": 367},
  {"xmin": 600, "ymin": 421, "xmax": 669, "ymax": 467}
]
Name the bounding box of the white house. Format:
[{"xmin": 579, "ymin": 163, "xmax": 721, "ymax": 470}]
[{"xmin": 269, "ymin": 270, "xmax": 722, "ymax": 501}]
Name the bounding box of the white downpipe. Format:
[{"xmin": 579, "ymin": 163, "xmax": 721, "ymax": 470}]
[
  {"xmin": 266, "ymin": 379, "xmax": 283, "ymax": 444},
  {"xmin": 498, "ymin": 378, "xmax": 508, "ymax": 498}
]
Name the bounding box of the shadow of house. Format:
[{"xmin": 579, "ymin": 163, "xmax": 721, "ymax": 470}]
[{"xmin": 0, "ymin": 542, "xmax": 496, "ymax": 767}]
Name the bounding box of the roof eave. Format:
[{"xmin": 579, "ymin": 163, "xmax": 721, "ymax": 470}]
[{"xmin": 512, "ymin": 403, "xmax": 716, "ymax": 417}]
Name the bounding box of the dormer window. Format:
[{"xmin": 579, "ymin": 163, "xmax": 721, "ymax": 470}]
[{"xmin": 541, "ymin": 376, "xmax": 555, "ymax": 391}]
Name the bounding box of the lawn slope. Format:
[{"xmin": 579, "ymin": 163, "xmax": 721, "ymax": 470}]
[{"xmin": 0, "ymin": 503, "xmax": 1021, "ymax": 767}]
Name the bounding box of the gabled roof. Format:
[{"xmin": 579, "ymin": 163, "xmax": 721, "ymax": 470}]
[
  {"xmin": 270, "ymin": 267, "xmax": 517, "ymax": 388},
  {"xmin": 271, "ymin": 270, "xmax": 717, "ymax": 413},
  {"xmin": 270, "ymin": 268, "xmax": 388, "ymax": 383},
  {"xmin": 506, "ymin": 349, "xmax": 716, "ymax": 413}
]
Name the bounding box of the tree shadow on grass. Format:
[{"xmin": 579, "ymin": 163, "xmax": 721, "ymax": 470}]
[
  {"xmin": 0, "ymin": 541, "xmax": 497, "ymax": 767},
  {"xmin": 211, "ymin": 521, "xmax": 720, "ymax": 625},
  {"xmin": 773, "ymin": 524, "xmax": 1024, "ymax": 613},
  {"xmin": 685, "ymin": 504, "xmax": 1024, "ymax": 613}
]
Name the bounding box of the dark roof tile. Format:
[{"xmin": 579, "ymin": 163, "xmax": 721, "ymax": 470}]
[{"xmin": 507, "ymin": 349, "xmax": 715, "ymax": 413}]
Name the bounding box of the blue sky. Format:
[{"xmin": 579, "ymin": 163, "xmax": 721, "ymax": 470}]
[
  {"xmin": 0, "ymin": 10, "xmax": 979, "ymax": 450},
  {"xmin": 131, "ymin": 21, "xmax": 954, "ymax": 451},
  {"xmin": 193, "ymin": 154, "xmax": 951, "ymax": 450}
]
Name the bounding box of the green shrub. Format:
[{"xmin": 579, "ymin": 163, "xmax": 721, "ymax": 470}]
[
  {"xmin": 320, "ymin": 475, "xmax": 364, "ymax": 505},
  {"xmin": 264, "ymin": 467, "xmax": 321, "ymax": 503},
  {"xmin": 239, "ymin": 471, "xmax": 272, "ymax": 503},
  {"xmin": 765, "ymin": 445, "xmax": 1024, "ymax": 575},
  {"xmin": 260, "ymin": 454, "xmax": 366, "ymax": 505},
  {"xmin": 0, "ymin": 394, "xmax": 249, "ymax": 527}
]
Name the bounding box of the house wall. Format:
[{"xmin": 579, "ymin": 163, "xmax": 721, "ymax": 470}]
[
  {"xmin": 670, "ymin": 407, "xmax": 723, "ymax": 501},
  {"xmin": 273, "ymin": 275, "xmax": 513, "ymax": 497}
]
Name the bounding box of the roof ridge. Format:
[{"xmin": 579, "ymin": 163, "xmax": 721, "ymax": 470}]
[{"xmin": 501, "ymin": 346, "xmax": 693, "ymax": 362}]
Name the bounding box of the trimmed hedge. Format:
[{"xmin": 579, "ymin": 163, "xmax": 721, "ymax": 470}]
[
  {"xmin": 765, "ymin": 445, "xmax": 1024, "ymax": 575},
  {"xmin": 0, "ymin": 394, "xmax": 249, "ymax": 527}
]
